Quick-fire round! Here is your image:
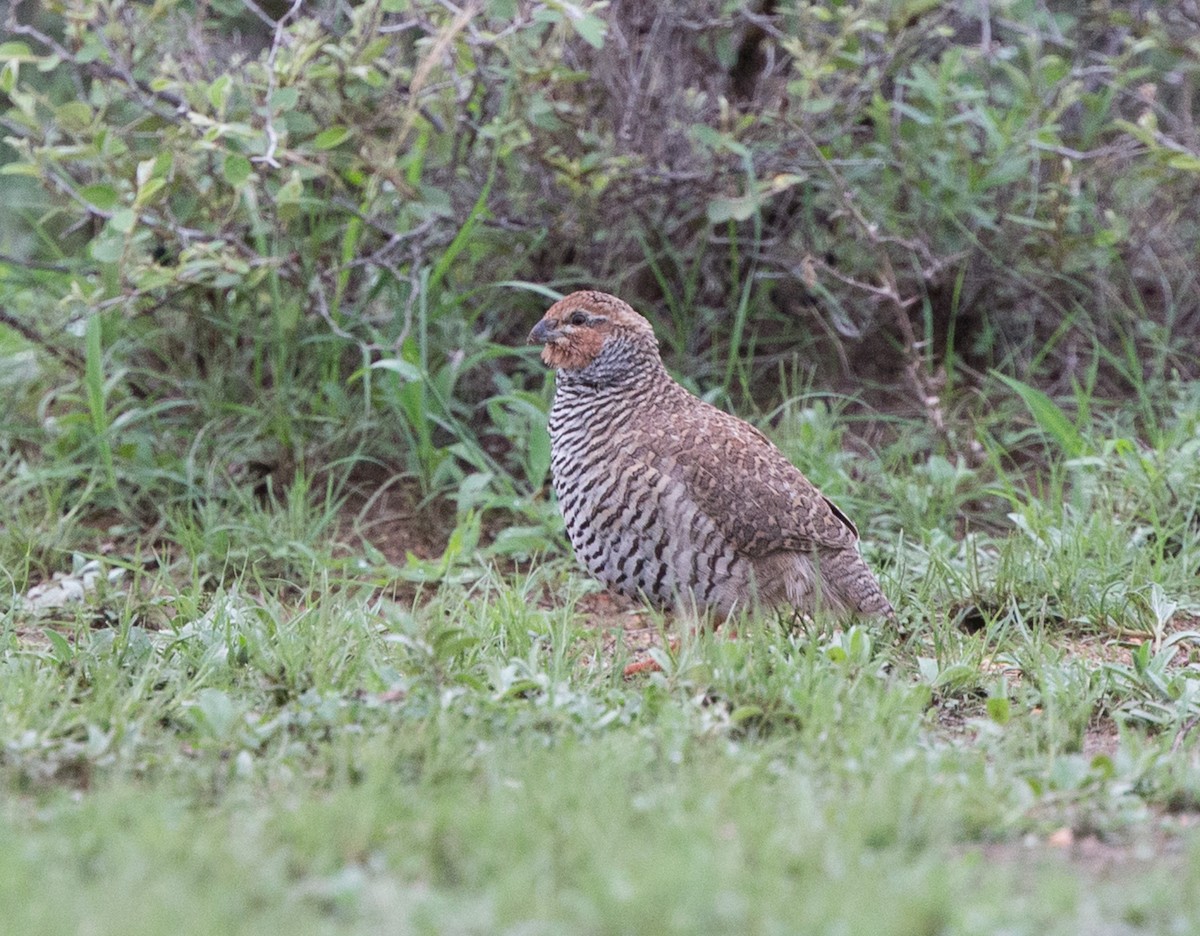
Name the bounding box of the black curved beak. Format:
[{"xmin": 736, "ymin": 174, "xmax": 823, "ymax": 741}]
[{"xmin": 528, "ymin": 319, "xmax": 558, "ymax": 344}]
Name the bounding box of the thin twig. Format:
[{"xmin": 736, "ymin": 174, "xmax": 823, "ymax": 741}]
[
  {"xmin": 0, "ymin": 307, "xmax": 87, "ymax": 373},
  {"xmin": 797, "ymin": 127, "xmax": 953, "ymax": 437},
  {"xmin": 7, "ymin": 1, "xmax": 185, "ymax": 116},
  {"xmin": 251, "ymin": 0, "xmax": 305, "ymax": 169},
  {"xmin": 1173, "ymin": 714, "xmax": 1200, "ymax": 754},
  {"xmin": 0, "ymin": 253, "xmax": 78, "ymax": 274},
  {"xmin": 394, "ymin": 2, "xmax": 480, "ymax": 151}
]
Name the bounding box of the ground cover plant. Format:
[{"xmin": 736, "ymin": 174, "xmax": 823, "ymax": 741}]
[{"xmin": 3, "ymin": 1, "xmax": 1200, "ymax": 933}]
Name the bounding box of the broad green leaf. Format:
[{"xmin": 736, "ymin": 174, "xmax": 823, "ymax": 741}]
[
  {"xmin": 570, "ymin": 12, "xmax": 607, "ymax": 49},
  {"xmin": 371, "ymin": 358, "xmax": 423, "ymax": 381},
  {"xmin": 208, "ymin": 74, "xmax": 232, "ymax": 111},
  {"xmin": 270, "ymin": 87, "xmax": 299, "ymax": 112},
  {"xmin": 189, "ymin": 688, "xmax": 239, "ymax": 740},
  {"xmin": 223, "ymin": 153, "xmax": 253, "ymax": 187},
  {"xmin": 527, "ymin": 423, "xmax": 550, "ymax": 487},
  {"xmin": 109, "ymin": 208, "xmax": 137, "ymax": 233},
  {"xmin": 986, "ymin": 696, "xmax": 1011, "ymax": 725},
  {"xmin": 80, "ymin": 183, "xmax": 119, "ymax": 210},
  {"xmin": 993, "ymin": 372, "xmax": 1088, "ymax": 458},
  {"xmin": 275, "ymin": 170, "xmax": 303, "ymax": 205},
  {"xmin": 313, "ymin": 126, "xmax": 352, "ymax": 149},
  {"xmin": 90, "ymin": 234, "xmax": 124, "ymax": 263},
  {"xmin": 55, "ymin": 100, "xmax": 93, "ymax": 130},
  {"xmin": 707, "ymin": 194, "xmax": 758, "ymax": 223}
]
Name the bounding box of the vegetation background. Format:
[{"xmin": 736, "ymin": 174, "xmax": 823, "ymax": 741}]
[{"xmin": 3, "ymin": 1, "xmax": 1200, "ymax": 933}]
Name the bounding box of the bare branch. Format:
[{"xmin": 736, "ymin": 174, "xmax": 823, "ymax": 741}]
[
  {"xmin": 0, "ymin": 307, "xmax": 87, "ymax": 373},
  {"xmin": 252, "ymin": 0, "xmax": 306, "ymax": 169}
]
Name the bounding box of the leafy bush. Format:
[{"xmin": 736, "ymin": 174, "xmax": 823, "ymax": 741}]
[{"xmin": 1, "ymin": 0, "xmax": 1198, "ymax": 536}]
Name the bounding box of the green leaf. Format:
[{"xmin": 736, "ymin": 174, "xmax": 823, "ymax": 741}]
[
  {"xmin": 527, "ymin": 423, "xmax": 550, "ymax": 487},
  {"xmin": 276, "ymin": 172, "xmax": 303, "ymax": 201},
  {"xmin": 189, "ymin": 688, "xmax": 239, "ymax": 740},
  {"xmin": 487, "ymin": 525, "xmax": 553, "ymax": 559},
  {"xmin": 986, "ymin": 695, "xmax": 1011, "ymax": 725},
  {"xmin": 90, "ymin": 234, "xmax": 124, "ymax": 263},
  {"xmin": 44, "ymin": 628, "xmax": 74, "ymax": 664},
  {"xmin": 109, "ymin": 208, "xmax": 137, "ymax": 234},
  {"xmin": 690, "ymin": 124, "xmax": 726, "ymax": 150},
  {"xmin": 313, "ymin": 126, "xmax": 352, "ymax": 149},
  {"xmin": 84, "ymin": 313, "xmax": 115, "ymax": 489},
  {"xmin": 1089, "ymin": 754, "xmax": 1116, "ymax": 780},
  {"xmin": 270, "ymin": 87, "xmax": 299, "ymax": 112},
  {"xmin": 223, "ymin": 153, "xmax": 253, "ymax": 187},
  {"xmin": 1166, "ymin": 153, "xmax": 1200, "ymax": 172},
  {"xmin": 993, "ymin": 372, "xmax": 1088, "ymax": 458},
  {"xmin": 208, "ymin": 74, "xmax": 232, "ymax": 112},
  {"xmin": 0, "ymin": 60, "xmax": 17, "ymax": 94},
  {"xmin": 55, "ymin": 100, "xmax": 92, "ymax": 130},
  {"xmin": 498, "ymin": 678, "xmax": 542, "ymax": 700},
  {"xmin": 371, "ymin": 358, "xmax": 423, "ymax": 382},
  {"xmin": 707, "ymin": 194, "xmax": 758, "ymax": 224},
  {"xmin": 933, "ymin": 663, "xmax": 977, "ymax": 690},
  {"xmin": 80, "ymin": 183, "xmax": 119, "ymax": 210},
  {"xmin": 570, "ymin": 12, "xmax": 607, "ymax": 49},
  {"xmin": 730, "ymin": 705, "xmax": 764, "ymax": 725},
  {"xmin": 689, "ymin": 123, "xmax": 750, "ymax": 158},
  {"xmin": 274, "ymin": 171, "xmax": 304, "ymax": 216},
  {"xmin": 135, "ymin": 178, "xmax": 165, "ymax": 206},
  {"xmin": 427, "ymin": 163, "xmax": 494, "ymax": 298}
]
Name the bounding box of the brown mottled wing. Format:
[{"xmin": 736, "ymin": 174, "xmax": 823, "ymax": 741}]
[{"xmin": 650, "ymin": 399, "xmax": 860, "ymax": 556}]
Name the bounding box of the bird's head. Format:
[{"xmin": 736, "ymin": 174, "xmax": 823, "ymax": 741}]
[{"xmin": 527, "ymin": 291, "xmax": 659, "ymax": 378}]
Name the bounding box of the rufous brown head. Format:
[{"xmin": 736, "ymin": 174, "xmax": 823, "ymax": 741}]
[{"xmin": 527, "ymin": 290, "xmax": 657, "ymax": 372}]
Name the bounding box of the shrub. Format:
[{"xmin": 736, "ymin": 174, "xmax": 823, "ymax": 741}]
[{"xmin": 1, "ymin": 0, "xmax": 1198, "ymax": 527}]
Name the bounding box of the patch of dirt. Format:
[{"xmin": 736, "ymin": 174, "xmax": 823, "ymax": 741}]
[
  {"xmin": 970, "ymin": 807, "xmax": 1199, "ymax": 879},
  {"xmin": 1067, "ymin": 618, "xmax": 1200, "ymax": 668},
  {"xmin": 572, "ymin": 590, "xmax": 665, "ymax": 668},
  {"xmin": 335, "ymin": 463, "xmax": 452, "ymax": 566},
  {"xmin": 1082, "ymin": 719, "xmax": 1121, "ymax": 757}
]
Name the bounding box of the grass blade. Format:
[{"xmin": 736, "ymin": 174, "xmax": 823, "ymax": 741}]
[{"xmin": 993, "ymin": 371, "xmax": 1088, "ymax": 458}]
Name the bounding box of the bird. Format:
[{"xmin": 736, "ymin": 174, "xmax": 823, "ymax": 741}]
[{"xmin": 527, "ymin": 290, "xmax": 894, "ymax": 629}]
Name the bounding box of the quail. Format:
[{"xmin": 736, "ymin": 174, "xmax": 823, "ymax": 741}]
[{"xmin": 528, "ymin": 290, "xmax": 893, "ymax": 623}]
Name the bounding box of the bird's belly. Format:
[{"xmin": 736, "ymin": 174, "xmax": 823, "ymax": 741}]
[{"xmin": 553, "ymin": 452, "xmax": 755, "ymax": 614}]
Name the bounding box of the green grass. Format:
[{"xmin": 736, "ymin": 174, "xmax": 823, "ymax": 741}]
[
  {"xmin": 3, "ymin": 390, "xmax": 1200, "ymax": 935},
  {"xmin": 4, "ymin": 3, "xmax": 1200, "ymax": 928}
]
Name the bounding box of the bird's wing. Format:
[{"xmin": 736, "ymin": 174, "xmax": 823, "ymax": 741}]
[{"xmin": 651, "ymin": 403, "xmax": 860, "ymax": 556}]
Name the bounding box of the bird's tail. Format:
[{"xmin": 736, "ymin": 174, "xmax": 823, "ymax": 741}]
[{"xmin": 821, "ymin": 548, "xmax": 894, "ymax": 620}]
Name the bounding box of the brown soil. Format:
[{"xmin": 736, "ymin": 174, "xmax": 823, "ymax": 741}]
[
  {"xmin": 567, "ymin": 590, "xmax": 668, "ymax": 670},
  {"xmin": 335, "ymin": 463, "xmax": 453, "ymax": 566}
]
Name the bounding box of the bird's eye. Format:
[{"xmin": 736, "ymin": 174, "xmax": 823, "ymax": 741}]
[{"xmin": 568, "ymin": 310, "xmax": 588, "ymax": 326}]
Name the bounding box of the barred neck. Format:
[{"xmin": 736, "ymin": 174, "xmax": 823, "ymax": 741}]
[{"xmin": 554, "ymin": 336, "xmax": 668, "ymax": 393}]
